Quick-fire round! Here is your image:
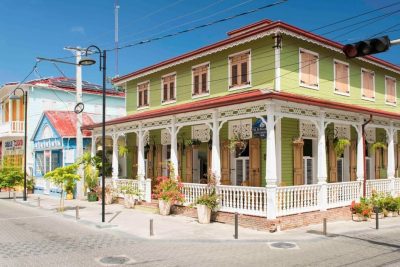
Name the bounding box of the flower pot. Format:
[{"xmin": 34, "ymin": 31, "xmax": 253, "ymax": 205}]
[
  {"xmin": 392, "ymin": 212, "xmax": 399, "ymax": 217},
  {"xmin": 371, "ymin": 212, "xmax": 384, "ymax": 219},
  {"xmin": 105, "ymin": 193, "xmax": 113, "ymax": 205},
  {"xmin": 385, "ymin": 211, "xmax": 394, "ymax": 217},
  {"xmin": 124, "ymin": 195, "xmax": 137, "ymax": 209},
  {"xmin": 87, "ymin": 192, "xmax": 98, "ymax": 202},
  {"xmin": 66, "ymin": 192, "xmax": 73, "ymax": 200},
  {"xmin": 197, "ymin": 204, "xmax": 211, "ymax": 224},
  {"xmin": 158, "ymin": 199, "xmax": 171, "ymax": 215}
]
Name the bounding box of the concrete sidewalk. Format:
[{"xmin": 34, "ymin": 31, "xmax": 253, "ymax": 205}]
[{"xmin": 5, "ymin": 192, "xmax": 400, "ymax": 242}]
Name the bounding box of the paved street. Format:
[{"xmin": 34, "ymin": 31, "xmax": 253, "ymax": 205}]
[{"xmin": 1, "ymin": 196, "xmax": 400, "ymax": 267}]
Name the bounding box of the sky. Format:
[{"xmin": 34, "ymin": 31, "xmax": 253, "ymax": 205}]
[{"xmin": 0, "ymin": 0, "xmax": 399, "ymax": 87}]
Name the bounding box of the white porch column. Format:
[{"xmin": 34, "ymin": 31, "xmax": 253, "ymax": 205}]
[
  {"xmin": 91, "ymin": 136, "xmax": 97, "ymax": 157},
  {"xmin": 170, "ymin": 117, "xmax": 179, "ymax": 180},
  {"xmin": 211, "ymin": 110, "xmax": 221, "ymax": 185},
  {"xmin": 265, "ymin": 104, "xmax": 277, "ymax": 219},
  {"xmin": 356, "ymin": 125, "xmax": 364, "ymax": 181},
  {"xmin": 111, "ymin": 134, "xmax": 119, "ymax": 179},
  {"xmin": 386, "ymin": 124, "xmax": 396, "ymax": 196},
  {"xmin": 137, "ymin": 127, "xmax": 146, "ymax": 181},
  {"xmin": 316, "ymin": 113, "xmax": 327, "ymax": 211}
]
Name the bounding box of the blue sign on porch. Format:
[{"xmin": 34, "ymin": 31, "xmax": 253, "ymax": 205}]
[{"xmin": 252, "ymin": 117, "xmax": 267, "ymax": 138}]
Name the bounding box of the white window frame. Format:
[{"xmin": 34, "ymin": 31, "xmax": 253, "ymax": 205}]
[
  {"xmin": 298, "ymin": 48, "xmax": 319, "ymax": 90},
  {"xmin": 228, "ymin": 49, "xmax": 252, "ymax": 91},
  {"xmin": 161, "ymin": 72, "xmax": 177, "ymax": 105},
  {"xmin": 137, "ymin": 80, "xmax": 150, "ymax": 110},
  {"xmin": 191, "ymin": 62, "xmax": 210, "ymax": 99},
  {"xmin": 385, "ymin": 75, "xmax": 397, "ymax": 106},
  {"xmin": 333, "ymin": 59, "xmax": 350, "ymax": 97},
  {"xmin": 361, "ymin": 68, "xmax": 375, "ymax": 102}
]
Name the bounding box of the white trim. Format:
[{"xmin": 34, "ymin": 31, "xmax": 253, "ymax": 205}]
[
  {"xmin": 137, "ymin": 80, "xmax": 150, "ymax": 109},
  {"xmin": 361, "ymin": 68, "xmax": 375, "ymax": 102},
  {"xmin": 191, "ymin": 62, "xmax": 210, "ymax": 98},
  {"xmin": 228, "ymin": 49, "xmax": 252, "ymax": 91},
  {"xmin": 385, "ymin": 75, "xmax": 397, "ymax": 106},
  {"xmin": 160, "ymin": 72, "xmax": 177, "ymax": 105},
  {"xmin": 298, "ymin": 48, "xmax": 319, "ymax": 90},
  {"xmin": 333, "ymin": 59, "xmax": 350, "ymax": 97}
]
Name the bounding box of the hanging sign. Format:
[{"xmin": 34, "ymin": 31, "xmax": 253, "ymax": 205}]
[
  {"xmin": 252, "ymin": 117, "xmax": 267, "ymax": 138},
  {"xmin": 4, "ymin": 140, "xmax": 24, "ymax": 151}
]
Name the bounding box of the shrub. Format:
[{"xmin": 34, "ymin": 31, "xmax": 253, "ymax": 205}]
[{"xmin": 153, "ymin": 176, "xmax": 184, "ymax": 203}]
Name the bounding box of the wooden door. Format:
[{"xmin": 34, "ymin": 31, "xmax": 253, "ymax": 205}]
[
  {"xmin": 249, "ymin": 138, "xmax": 261, "ymax": 187},
  {"xmin": 293, "ymin": 140, "xmax": 304, "ymax": 185},
  {"xmin": 375, "ymin": 148, "xmax": 381, "ymax": 179},
  {"xmin": 350, "ymin": 140, "xmax": 357, "ymax": 181},
  {"xmin": 155, "ymin": 144, "xmax": 163, "ymax": 177},
  {"xmin": 328, "ymin": 140, "xmax": 337, "ymax": 182},
  {"xmin": 185, "ymin": 146, "xmax": 193, "ymax": 183},
  {"xmin": 207, "ymin": 147, "xmax": 212, "ymax": 178},
  {"xmin": 177, "ymin": 144, "xmax": 182, "ymax": 178},
  {"xmin": 396, "ymin": 144, "xmax": 400, "ymax": 177},
  {"xmin": 220, "ymin": 140, "xmax": 230, "ymax": 185},
  {"xmin": 131, "ymin": 146, "xmax": 138, "ymax": 178},
  {"xmin": 147, "ymin": 145, "xmax": 154, "ymax": 180}
]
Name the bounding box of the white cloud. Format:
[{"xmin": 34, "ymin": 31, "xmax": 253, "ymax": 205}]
[{"xmin": 70, "ymin": 26, "xmax": 86, "ymax": 35}]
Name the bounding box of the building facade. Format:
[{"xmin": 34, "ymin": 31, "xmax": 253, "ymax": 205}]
[
  {"xmin": 0, "ymin": 77, "xmax": 125, "ymax": 174},
  {"xmin": 84, "ymin": 19, "xmax": 400, "ymax": 219}
]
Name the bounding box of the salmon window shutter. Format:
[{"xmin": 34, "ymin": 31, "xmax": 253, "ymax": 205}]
[
  {"xmin": 363, "ymin": 70, "xmax": 374, "ymax": 99},
  {"xmin": 19, "ymin": 99, "xmax": 24, "ymax": 121},
  {"xmin": 220, "ymin": 140, "xmax": 231, "ymax": 185},
  {"xmin": 386, "ymin": 77, "xmax": 396, "ymax": 104},
  {"xmin": 185, "ymin": 146, "xmax": 193, "ymax": 183},
  {"xmin": 194, "ymin": 75, "xmax": 199, "ymax": 95},
  {"xmin": 249, "ymin": 138, "xmax": 261, "ymax": 187},
  {"xmin": 375, "ymin": 148, "xmax": 381, "ymax": 179},
  {"xmin": 293, "ymin": 139, "xmax": 304, "ymax": 185},
  {"xmin": 147, "ymin": 145, "xmax": 154, "ymax": 180},
  {"xmin": 335, "ymin": 62, "xmax": 349, "ymax": 94},
  {"xmin": 309, "ymin": 55, "xmax": 318, "ymax": 86},
  {"xmin": 5, "ymin": 102, "xmax": 9, "ymax": 122},
  {"xmin": 350, "ymin": 140, "xmax": 357, "ymax": 181},
  {"xmin": 163, "ymin": 83, "xmax": 168, "ymax": 101},
  {"xmin": 300, "ymin": 51, "xmax": 309, "ymax": 85},
  {"xmin": 131, "ymin": 146, "xmax": 138, "ymax": 178}
]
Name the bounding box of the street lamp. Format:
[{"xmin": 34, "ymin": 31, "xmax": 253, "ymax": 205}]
[
  {"xmin": 9, "ymin": 88, "xmax": 28, "ymax": 201},
  {"xmin": 79, "ymin": 45, "xmax": 107, "ymax": 223}
]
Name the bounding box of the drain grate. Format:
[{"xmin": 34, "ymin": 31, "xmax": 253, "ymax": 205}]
[
  {"xmin": 268, "ymin": 242, "xmax": 299, "ymax": 249},
  {"xmin": 98, "ymin": 255, "xmax": 135, "ymax": 265}
]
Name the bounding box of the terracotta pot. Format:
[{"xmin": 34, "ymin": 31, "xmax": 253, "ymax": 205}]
[
  {"xmin": 197, "ymin": 204, "xmax": 211, "ymax": 224},
  {"xmin": 124, "ymin": 195, "xmax": 137, "ymax": 208},
  {"xmin": 158, "ymin": 199, "xmax": 171, "ymax": 215},
  {"xmin": 352, "ymin": 213, "xmax": 368, "ymax": 222},
  {"xmin": 66, "ymin": 192, "xmax": 73, "ymax": 200},
  {"xmin": 87, "ymin": 192, "xmax": 98, "ymax": 202},
  {"xmin": 105, "ymin": 193, "xmax": 113, "ymax": 205}
]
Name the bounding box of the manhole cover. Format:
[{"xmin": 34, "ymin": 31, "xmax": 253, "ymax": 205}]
[
  {"xmin": 99, "ymin": 256, "xmax": 130, "ymax": 265},
  {"xmin": 268, "ymin": 242, "xmax": 299, "ymax": 249}
]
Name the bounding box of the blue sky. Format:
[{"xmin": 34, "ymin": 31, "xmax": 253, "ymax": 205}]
[{"xmin": 0, "ymin": 0, "xmax": 399, "ymax": 86}]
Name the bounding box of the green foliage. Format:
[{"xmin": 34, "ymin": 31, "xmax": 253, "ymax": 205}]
[
  {"xmin": 370, "ymin": 142, "xmax": 387, "ymax": 153},
  {"xmin": 84, "ymin": 165, "xmax": 99, "ymax": 192},
  {"xmin": 118, "ymin": 145, "xmax": 129, "ymax": 157},
  {"xmin": 26, "ymin": 176, "xmax": 35, "ymax": 190},
  {"xmin": 44, "ymin": 164, "xmax": 80, "ymax": 193},
  {"xmin": 120, "ymin": 185, "xmax": 141, "ymax": 196},
  {"xmin": 334, "ymin": 138, "xmax": 350, "ymax": 157},
  {"xmin": 196, "ymin": 189, "xmax": 219, "ymax": 210},
  {"xmin": 153, "ymin": 176, "xmax": 185, "ymax": 203},
  {"xmin": 370, "ymin": 191, "xmax": 386, "ymax": 213},
  {"xmin": 0, "ymin": 167, "xmax": 24, "ymax": 190},
  {"xmin": 383, "ymin": 196, "xmax": 398, "ymax": 212}
]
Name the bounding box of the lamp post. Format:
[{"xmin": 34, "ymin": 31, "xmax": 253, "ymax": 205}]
[
  {"xmin": 79, "ymin": 45, "xmax": 107, "ymax": 223},
  {"xmin": 9, "ymin": 88, "xmax": 28, "ymax": 201}
]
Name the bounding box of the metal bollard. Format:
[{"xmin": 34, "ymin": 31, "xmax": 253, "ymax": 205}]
[
  {"xmin": 76, "ymin": 206, "xmax": 80, "ymax": 220},
  {"xmin": 323, "ymin": 218, "xmax": 327, "ymax": 236},
  {"xmin": 13, "ymin": 191, "xmax": 16, "ymax": 202},
  {"xmin": 374, "ymin": 207, "xmax": 379, "ymax": 230},
  {"xmin": 234, "ymin": 213, "xmax": 238, "ymax": 239},
  {"xmin": 38, "ymin": 196, "xmax": 41, "ymax": 207},
  {"xmin": 150, "ymin": 219, "xmax": 154, "ymax": 236}
]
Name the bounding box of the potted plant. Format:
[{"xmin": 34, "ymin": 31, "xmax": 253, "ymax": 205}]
[
  {"xmin": 334, "ymin": 138, "xmax": 350, "ymax": 157},
  {"xmin": 370, "ymin": 141, "xmax": 387, "ymax": 153},
  {"xmin": 96, "ymin": 184, "xmax": 115, "ymax": 205},
  {"xmin": 118, "ymin": 145, "xmax": 129, "ymax": 157},
  {"xmin": 44, "ymin": 164, "xmax": 80, "ymax": 211},
  {"xmin": 26, "ymin": 177, "xmax": 35, "ymax": 194},
  {"xmin": 383, "ymin": 196, "xmax": 397, "ymax": 217},
  {"xmin": 120, "ymin": 185, "xmax": 141, "ymax": 208},
  {"xmin": 395, "ymin": 197, "xmax": 400, "ymax": 215},
  {"xmin": 153, "ymin": 175, "xmax": 185, "ymax": 215},
  {"xmin": 195, "ymin": 176, "xmax": 218, "ymax": 224},
  {"xmin": 84, "ymin": 164, "xmax": 99, "ymax": 202},
  {"xmin": 229, "ymin": 134, "xmax": 248, "ymax": 156},
  {"xmin": 370, "ymin": 190, "xmax": 385, "ymax": 219},
  {"xmin": 350, "ymin": 200, "xmax": 370, "ymax": 221}
]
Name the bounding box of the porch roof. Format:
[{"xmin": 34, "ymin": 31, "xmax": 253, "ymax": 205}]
[{"xmin": 82, "ymin": 89, "xmax": 400, "ymax": 130}]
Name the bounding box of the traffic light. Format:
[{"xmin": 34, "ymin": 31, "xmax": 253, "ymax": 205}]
[{"xmin": 342, "ymin": 36, "xmax": 391, "ymax": 58}]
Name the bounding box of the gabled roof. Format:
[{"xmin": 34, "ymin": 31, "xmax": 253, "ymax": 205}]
[
  {"xmin": 45, "ymin": 111, "xmax": 94, "ymax": 137},
  {"xmin": 112, "ymin": 19, "xmax": 400, "ymax": 85},
  {"xmin": 82, "ymin": 89, "xmax": 400, "ymax": 130},
  {"xmin": 24, "ymin": 77, "xmax": 125, "ymax": 97}
]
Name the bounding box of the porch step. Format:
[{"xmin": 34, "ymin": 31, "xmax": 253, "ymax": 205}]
[{"xmin": 134, "ymin": 205, "xmax": 158, "ymax": 214}]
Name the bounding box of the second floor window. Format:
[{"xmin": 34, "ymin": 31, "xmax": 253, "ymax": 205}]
[
  {"xmin": 385, "ymin": 76, "xmax": 396, "ymax": 105},
  {"xmin": 334, "ymin": 60, "xmax": 350, "ymax": 95},
  {"xmin": 229, "ymin": 51, "xmax": 250, "ymax": 89},
  {"xmin": 192, "ymin": 63, "xmax": 209, "ymax": 96},
  {"xmin": 138, "ymin": 81, "xmax": 149, "ymax": 108},
  {"xmin": 299, "ymin": 49, "xmax": 319, "ymax": 88},
  {"xmin": 361, "ymin": 69, "xmax": 375, "ymax": 100},
  {"xmin": 162, "ymin": 74, "xmax": 176, "ymax": 103}
]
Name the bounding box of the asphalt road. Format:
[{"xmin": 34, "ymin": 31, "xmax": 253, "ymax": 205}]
[{"xmin": 1, "ymin": 199, "xmax": 400, "ymax": 267}]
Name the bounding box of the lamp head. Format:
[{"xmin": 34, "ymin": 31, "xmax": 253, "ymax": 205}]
[
  {"xmin": 9, "ymin": 94, "xmax": 21, "ymax": 100},
  {"xmin": 79, "ymin": 57, "xmax": 96, "ymax": 66}
]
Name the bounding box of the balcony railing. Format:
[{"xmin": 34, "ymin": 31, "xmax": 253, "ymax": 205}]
[{"xmin": 0, "ymin": 121, "xmax": 25, "ymax": 134}]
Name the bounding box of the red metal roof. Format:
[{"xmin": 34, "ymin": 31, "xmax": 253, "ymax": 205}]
[
  {"xmin": 82, "ymin": 90, "xmax": 400, "ymax": 130},
  {"xmin": 27, "ymin": 77, "xmax": 125, "ymax": 97},
  {"xmin": 45, "ymin": 111, "xmax": 94, "ymax": 137},
  {"xmin": 112, "ymin": 19, "xmax": 400, "ymax": 84}
]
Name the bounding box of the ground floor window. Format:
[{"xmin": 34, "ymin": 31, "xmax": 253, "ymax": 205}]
[
  {"xmin": 3, "ymin": 154, "xmax": 23, "ymax": 168},
  {"xmin": 303, "ymin": 139, "xmax": 316, "ymax": 184}
]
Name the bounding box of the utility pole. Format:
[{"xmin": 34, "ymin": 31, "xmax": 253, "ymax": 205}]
[
  {"xmin": 65, "ymin": 47, "xmax": 85, "ymax": 199},
  {"xmin": 115, "ymin": 0, "xmax": 120, "ymax": 77}
]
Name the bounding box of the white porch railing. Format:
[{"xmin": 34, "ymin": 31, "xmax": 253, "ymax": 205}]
[
  {"xmin": 0, "ymin": 121, "xmax": 24, "ymax": 135},
  {"xmin": 276, "ymin": 184, "xmax": 320, "ymax": 216},
  {"xmin": 181, "ymin": 183, "xmax": 267, "ymax": 217},
  {"xmin": 365, "ymin": 179, "xmax": 392, "ymax": 197},
  {"xmin": 327, "ymin": 181, "xmax": 361, "ymax": 209},
  {"xmin": 395, "ymin": 178, "xmax": 400, "ymax": 197},
  {"xmin": 105, "ymin": 178, "xmax": 152, "ymax": 202}
]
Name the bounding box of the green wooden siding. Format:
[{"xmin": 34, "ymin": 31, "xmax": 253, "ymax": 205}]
[{"xmin": 281, "ymin": 118, "xmax": 299, "ymax": 186}]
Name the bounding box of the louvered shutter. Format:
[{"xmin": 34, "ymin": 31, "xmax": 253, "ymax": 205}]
[
  {"xmin": 220, "ymin": 140, "xmax": 231, "ymax": 185},
  {"xmin": 155, "ymin": 144, "xmax": 163, "ymax": 177},
  {"xmin": 249, "ymin": 138, "xmax": 261, "ymax": 187},
  {"xmin": 375, "ymin": 148, "xmax": 381, "ymax": 179},
  {"xmin": 293, "ymin": 139, "xmax": 304, "ymax": 185},
  {"xmin": 131, "ymin": 146, "xmax": 138, "ymax": 178},
  {"xmin": 328, "ymin": 140, "xmax": 337, "ymax": 182},
  {"xmin": 350, "ymin": 140, "xmax": 357, "ymax": 181},
  {"xmin": 309, "ymin": 55, "xmax": 318, "ymax": 86},
  {"xmin": 147, "ymin": 145, "xmax": 154, "ymax": 180}
]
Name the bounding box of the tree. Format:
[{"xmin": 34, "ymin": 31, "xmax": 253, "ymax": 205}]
[
  {"xmin": 0, "ymin": 166, "xmax": 23, "ymax": 198},
  {"xmin": 44, "ymin": 164, "xmax": 80, "ymax": 211}
]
